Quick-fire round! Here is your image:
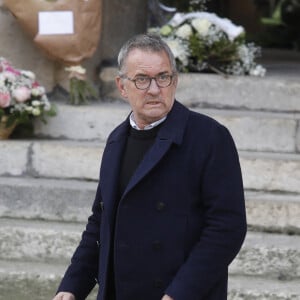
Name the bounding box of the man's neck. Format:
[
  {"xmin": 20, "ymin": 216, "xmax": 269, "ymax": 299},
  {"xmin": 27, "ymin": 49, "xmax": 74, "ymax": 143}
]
[{"xmin": 129, "ymin": 113, "xmax": 167, "ymax": 130}]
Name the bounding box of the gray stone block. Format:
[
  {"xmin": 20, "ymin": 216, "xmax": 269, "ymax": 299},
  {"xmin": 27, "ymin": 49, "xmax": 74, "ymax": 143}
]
[
  {"xmin": 35, "ymin": 103, "xmax": 130, "ymax": 141},
  {"xmin": 177, "ymin": 74, "xmax": 300, "ymax": 113},
  {"xmin": 0, "ymin": 177, "xmax": 97, "ymax": 222},
  {"xmin": 200, "ymin": 109, "xmax": 298, "ymax": 153},
  {"xmin": 246, "ymin": 192, "xmax": 300, "ymax": 233},
  {"xmin": 34, "ymin": 103, "xmax": 298, "ymax": 154},
  {"xmin": 1, "ymin": 217, "xmax": 300, "ymax": 281},
  {"xmin": 1, "ymin": 176, "xmax": 300, "ymax": 233},
  {"xmin": 0, "ymin": 141, "xmax": 30, "ymax": 176},
  {"xmin": 0, "ymin": 260, "xmax": 98, "ymax": 300},
  {"xmin": 99, "ymin": 68, "xmax": 300, "ymax": 113},
  {"xmin": 0, "ymin": 218, "xmax": 83, "ymax": 262},
  {"xmin": 30, "ymin": 142, "xmax": 300, "ymax": 193},
  {"xmin": 31, "ymin": 141, "xmax": 103, "ymax": 180},
  {"xmin": 230, "ymin": 231, "xmax": 300, "ymax": 280},
  {"xmin": 240, "ymin": 152, "xmax": 300, "ymax": 193},
  {"xmin": 228, "ymin": 276, "xmax": 300, "ymax": 300}
]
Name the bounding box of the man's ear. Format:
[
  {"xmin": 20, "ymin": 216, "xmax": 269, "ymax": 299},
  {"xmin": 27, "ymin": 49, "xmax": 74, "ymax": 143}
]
[{"xmin": 115, "ymin": 76, "xmax": 128, "ymax": 99}]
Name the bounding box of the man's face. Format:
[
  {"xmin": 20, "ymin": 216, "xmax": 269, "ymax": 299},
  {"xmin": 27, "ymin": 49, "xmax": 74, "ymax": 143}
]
[{"xmin": 115, "ymin": 49, "xmax": 178, "ymax": 129}]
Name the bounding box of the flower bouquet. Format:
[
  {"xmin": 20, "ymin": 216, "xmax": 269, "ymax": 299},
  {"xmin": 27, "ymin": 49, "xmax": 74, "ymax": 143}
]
[
  {"xmin": 0, "ymin": 57, "xmax": 56, "ymax": 139},
  {"xmin": 65, "ymin": 65, "xmax": 98, "ymax": 105},
  {"xmin": 150, "ymin": 12, "xmax": 266, "ymax": 76}
]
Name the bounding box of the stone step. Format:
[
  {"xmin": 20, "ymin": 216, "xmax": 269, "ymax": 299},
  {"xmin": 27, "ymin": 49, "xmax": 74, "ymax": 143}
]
[
  {"xmin": 1, "ymin": 218, "xmax": 300, "ymax": 280},
  {"xmin": 1, "ymin": 177, "xmax": 300, "ymax": 232},
  {"xmin": 229, "ymin": 231, "xmax": 300, "ymax": 280},
  {"xmin": 246, "ymin": 191, "xmax": 300, "ymax": 233},
  {"xmin": 0, "ymin": 177, "xmax": 97, "ymax": 222},
  {"xmin": 34, "ymin": 103, "xmax": 300, "ymax": 153},
  {"xmin": 0, "ymin": 260, "xmax": 97, "ymax": 300},
  {"xmin": 240, "ymin": 151, "xmax": 300, "ymax": 194},
  {"xmin": 1, "ymin": 141, "xmax": 300, "ymax": 193},
  {"xmin": 0, "ymin": 260, "xmax": 299, "ymax": 300},
  {"xmin": 0, "ymin": 218, "xmax": 83, "ymax": 263},
  {"xmin": 99, "ymin": 68, "xmax": 300, "ymax": 113},
  {"xmin": 228, "ymin": 275, "xmax": 300, "ymax": 300}
]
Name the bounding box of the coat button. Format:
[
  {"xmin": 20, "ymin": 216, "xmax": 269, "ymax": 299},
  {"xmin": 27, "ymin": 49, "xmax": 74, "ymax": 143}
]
[
  {"xmin": 156, "ymin": 202, "xmax": 166, "ymax": 211},
  {"xmin": 96, "ymin": 240, "xmax": 100, "ymax": 247},
  {"xmin": 152, "ymin": 240, "xmax": 162, "ymax": 250},
  {"xmin": 153, "ymin": 279, "xmax": 163, "ymax": 288}
]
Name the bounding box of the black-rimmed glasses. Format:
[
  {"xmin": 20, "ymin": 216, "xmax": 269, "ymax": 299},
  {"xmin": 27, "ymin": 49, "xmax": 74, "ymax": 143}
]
[{"xmin": 121, "ymin": 73, "xmax": 175, "ymax": 90}]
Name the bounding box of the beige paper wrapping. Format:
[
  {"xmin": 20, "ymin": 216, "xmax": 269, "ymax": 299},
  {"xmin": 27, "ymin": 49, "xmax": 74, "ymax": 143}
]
[{"xmin": 4, "ymin": 0, "xmax": 102, "ymax": 65}]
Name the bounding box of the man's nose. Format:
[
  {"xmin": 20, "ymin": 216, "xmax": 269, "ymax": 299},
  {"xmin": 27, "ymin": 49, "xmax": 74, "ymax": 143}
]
[{"xmin": 147, "ymin": 78, "xmax": 160, "ymax": 93}]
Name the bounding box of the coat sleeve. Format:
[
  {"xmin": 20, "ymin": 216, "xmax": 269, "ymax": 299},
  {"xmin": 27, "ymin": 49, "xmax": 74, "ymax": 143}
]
[
  {"xmin": 56, "ymin": 184, "xmax": 102, "ymax": 300},
  {"xmin": 165, "ymin": 123, "xmax": 247, "ymax": 299}
]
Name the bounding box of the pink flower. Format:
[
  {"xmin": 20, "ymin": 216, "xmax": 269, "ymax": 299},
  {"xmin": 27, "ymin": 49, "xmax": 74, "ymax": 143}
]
[
  {"xmin": 0, "ymin": 92, "xmax": 11, "ymax": 108},
  {"xmin": 32, "ymin": 81, "xmax": 40, "ymax": 88},
  {"xmin": 5, "ymin": 66, "xmax": 21, "ymax": 76},
  {"xmin": 12, "ymin": 86, "xmax": 31, "ymax": 102}
]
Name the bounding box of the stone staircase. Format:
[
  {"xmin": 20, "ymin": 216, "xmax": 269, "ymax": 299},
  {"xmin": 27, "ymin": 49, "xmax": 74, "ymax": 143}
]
[{"xmin": 1, "ymin": 69, "xmax": 300, "ymax": 299}]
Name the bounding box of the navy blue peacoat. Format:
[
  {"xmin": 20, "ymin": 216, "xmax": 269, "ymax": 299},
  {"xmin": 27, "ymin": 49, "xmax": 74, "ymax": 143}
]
[{"xmin": 57, "ymin": 100, "xmax": 247, "ymax": 300}]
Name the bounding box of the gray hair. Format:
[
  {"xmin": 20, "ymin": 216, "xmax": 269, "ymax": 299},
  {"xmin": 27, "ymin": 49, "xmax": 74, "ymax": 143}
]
[{"xmin": 117, "ymin": 33, "xmax": 177, "ymax": 74}]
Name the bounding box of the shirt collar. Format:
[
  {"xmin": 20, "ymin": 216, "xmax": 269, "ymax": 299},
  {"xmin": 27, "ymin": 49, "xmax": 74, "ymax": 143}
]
[{"xmin": 129, "ymin": 112, "xmax": 167, "ymax": 130}]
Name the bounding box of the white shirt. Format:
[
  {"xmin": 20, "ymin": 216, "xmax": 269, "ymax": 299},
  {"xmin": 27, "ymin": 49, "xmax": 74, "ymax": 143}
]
[{"xmin": 129, "ymin": 112, "xmax": 167, "ymax": 130}]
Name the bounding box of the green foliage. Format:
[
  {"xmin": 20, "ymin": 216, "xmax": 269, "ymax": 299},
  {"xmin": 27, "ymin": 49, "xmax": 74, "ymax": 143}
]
[{"xmin": 68, "ymin": 77, "xmax": 98, "ymax": 106}]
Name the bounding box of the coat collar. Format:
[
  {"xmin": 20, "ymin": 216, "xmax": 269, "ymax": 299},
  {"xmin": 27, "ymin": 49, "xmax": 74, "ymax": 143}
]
[{"xmin": 106, "ymin": 100, "xmax": 189, "ymax": 145}]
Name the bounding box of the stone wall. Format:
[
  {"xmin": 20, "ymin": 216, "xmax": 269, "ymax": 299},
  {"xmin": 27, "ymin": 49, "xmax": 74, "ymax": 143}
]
[{"xmin": 0, "ymin": 0, "xmax": 148, "ymax": 93}]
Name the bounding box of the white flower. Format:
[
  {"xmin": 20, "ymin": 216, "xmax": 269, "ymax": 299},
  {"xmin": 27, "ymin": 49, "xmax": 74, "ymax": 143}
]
[
  {"xmin": 3, "ymin": 71, "xmax": 16, "ymax": 82},
  {"xmin": 31, "ymin": 86, "xmax": 45, "ymax": 97},
  {"xmin": 0, "ymin": 76, "xmax": 5, "ymax": 88},
  {"xmin": 249, "ymin": 65, "xmax": 266, "ymax": 77},
  {"xmin": 165, "ymin": 38, "xmax": 190, "ymax": 67},
  {"xmin": 32, "ymin": 100, "xmax": 41, "ymax": 107},
  {"xmin": 43, "ymin": 102, "xmax": 51, "ymax": 111},
  {"xmin": 65, "ymin": 65, "xmax": 86, "ymax": 75},
  {"xmin": 160, "ymin": 25, "xmax": 173, "ymax": 36},
  {"xmin": 21, "ymin": 70, "xmax": 36, "ymax": 81},
  {"xmin": 175, "ymin": 24, "xmax": 193, "ymax": 39},
  {"xmin": 191, "ymin": 18, "xmax": 211, "ymax": 36},
  {"xmin": 25, "ymin": 106, "xmax": 33, "ymax": 112},
  {"xmin": 32, "ymin": 108, "xmax": 41, "ymax": 116},
  {"xmin": 169, "ymin": 12, "xmax": 244, "ymax": 41}
]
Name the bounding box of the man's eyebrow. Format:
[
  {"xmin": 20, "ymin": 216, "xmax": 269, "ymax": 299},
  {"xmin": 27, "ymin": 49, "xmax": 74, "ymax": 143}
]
[{"xmin": 134, "ymin": 71, "xmax": 170, "ymax": 77}]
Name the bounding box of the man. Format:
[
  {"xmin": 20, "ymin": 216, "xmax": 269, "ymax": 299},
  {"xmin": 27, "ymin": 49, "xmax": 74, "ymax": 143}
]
[{"xmin": 53, "ymin": 33, "xmax": 247, "ymax": 300}]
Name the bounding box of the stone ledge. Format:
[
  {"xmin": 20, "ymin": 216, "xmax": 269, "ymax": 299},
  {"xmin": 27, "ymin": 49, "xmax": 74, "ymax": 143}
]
[
  {"xmin": 230, "ymin": 231, "xmax": 300, "ymax": 280},
  {"xmin": 1, "ymin": 141, "xmax": 300, "ymax": 193},
  {"xmin": 228, "ymin": 275, "xmax": 300, "ymax": 300},
  {"xmin": 240, "ymin": 152, "xmax": 300, "ymax": 193},
  {"xmin": 31, "ymin": 141, "xmax": 104, "ymax": 180},
  {"xmin": 1, "ymin": 220, "xmax": 300, "ymax": 279},
  {"xmin": 35, "ymin": 103, "xmax": 300, "ymax": 153},
  {"xmin": 0, "ymin": 260, "xmax": 97, "ymax": 300},
  {"xmin": 99, "ymin": 67, "xmax": 300, "ymax": 113},
  {"xmin": 7, "ymin": 259, "xmax": 298, "ymax": 300},
  {"xmin": 0, "ymin": 141, "xmax": 31, "ymax": 176},
  {"xmin": 246, "ymin": 192, "xmax": 300, "ymax": 233},
  {"xmin": 0, "ymin": 177, "xmax": 97, "ymax": 222},
  {"xmin": 1, "ymin": 177, "xmax": 299, "ymax": 232},
  {"xmin": 0, "ymin": 218, "xmax": 84, "ymax": 262}
]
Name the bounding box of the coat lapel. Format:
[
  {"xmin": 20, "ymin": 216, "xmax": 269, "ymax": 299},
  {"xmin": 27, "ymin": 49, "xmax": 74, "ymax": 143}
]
[
  {"xmin": 99, "ymin": 119, "xmax": 129, "ymax": 227},
  {"xmin": 122, "ymin": 101, "xmax": 190, "ymax": 199}
]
